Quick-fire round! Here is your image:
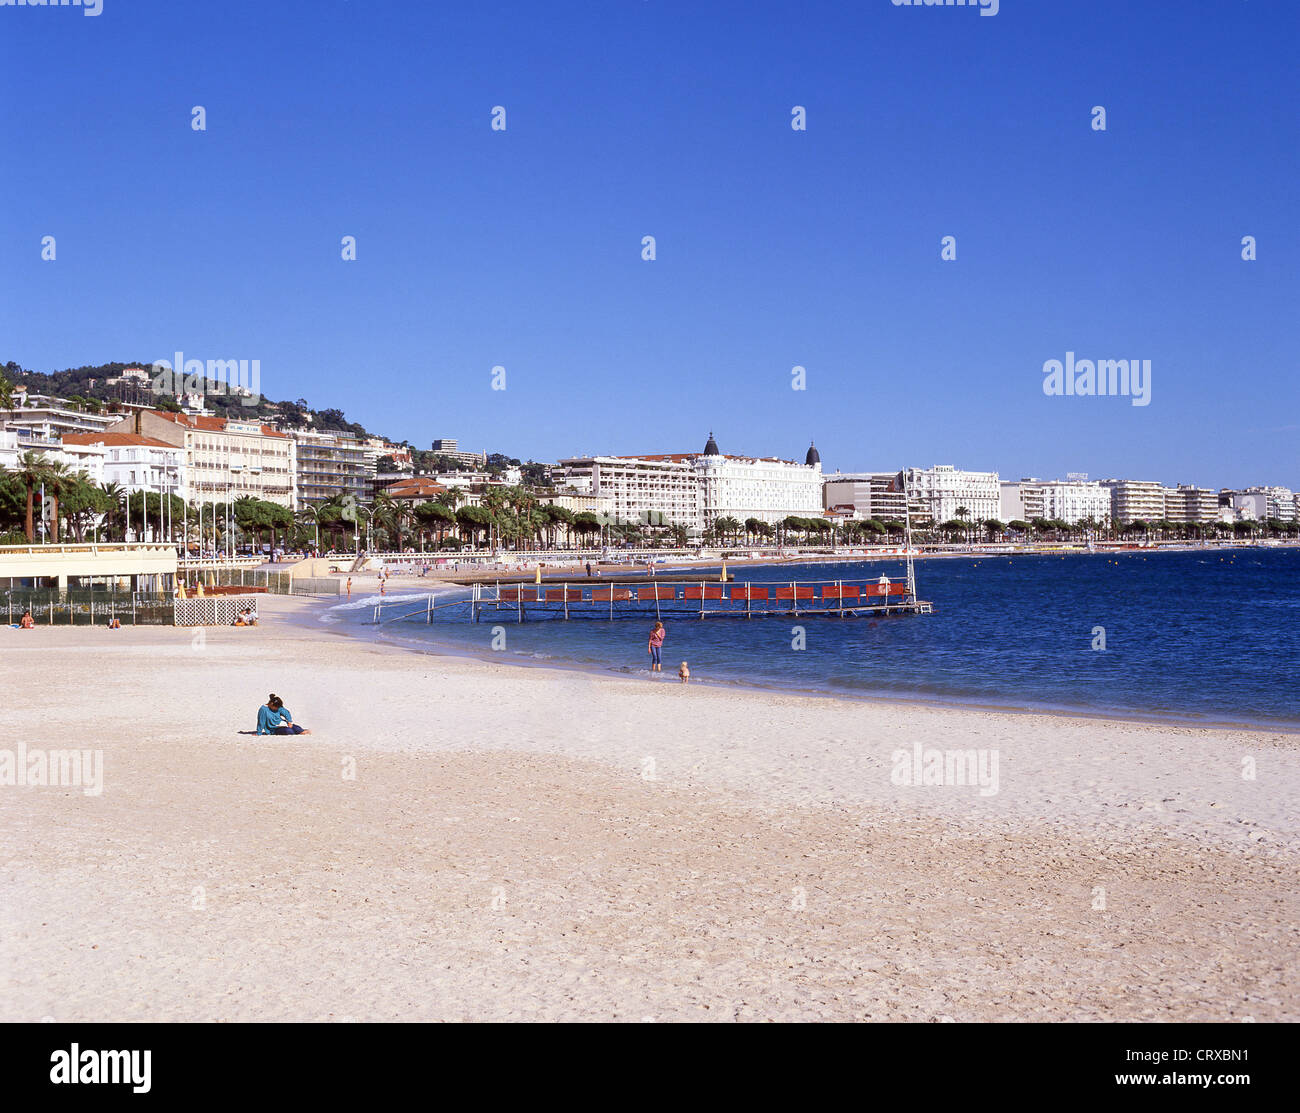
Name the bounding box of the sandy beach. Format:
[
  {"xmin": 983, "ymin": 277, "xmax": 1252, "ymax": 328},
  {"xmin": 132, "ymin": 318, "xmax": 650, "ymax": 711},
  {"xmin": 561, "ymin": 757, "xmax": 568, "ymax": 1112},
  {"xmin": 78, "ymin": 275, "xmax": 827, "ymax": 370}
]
[{"xmin": 2, "ymin": 594, "xmax": 1296, "ymax": 1022}]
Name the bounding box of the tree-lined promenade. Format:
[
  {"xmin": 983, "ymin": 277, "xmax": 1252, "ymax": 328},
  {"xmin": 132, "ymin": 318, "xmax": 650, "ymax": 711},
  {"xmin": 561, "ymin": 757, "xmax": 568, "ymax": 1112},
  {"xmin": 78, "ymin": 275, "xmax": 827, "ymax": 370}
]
[{"xmin": 2, "ymin": 458, "xmax": 1296, "ymax": 555}]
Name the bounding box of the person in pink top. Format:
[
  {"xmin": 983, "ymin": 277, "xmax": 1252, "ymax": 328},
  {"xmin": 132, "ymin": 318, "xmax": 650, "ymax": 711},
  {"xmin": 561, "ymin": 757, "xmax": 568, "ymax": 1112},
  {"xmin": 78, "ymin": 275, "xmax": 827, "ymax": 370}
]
[{"xmin": 647, "ymin": 621, "xmax": 666, "ymax": 672}]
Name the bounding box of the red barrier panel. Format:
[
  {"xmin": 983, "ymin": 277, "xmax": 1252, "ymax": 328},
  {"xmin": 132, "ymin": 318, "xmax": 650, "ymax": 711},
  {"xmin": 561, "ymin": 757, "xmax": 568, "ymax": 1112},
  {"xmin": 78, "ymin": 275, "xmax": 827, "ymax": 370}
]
[
  {"xmin": 544, "ymin": 588, "xmax": 582, "ymax": 601},
  {"xmin": 592, "ymin": 588, "xmax": 632, "ymax": 601},
  {"xmin": 775, "ymin": 586, "xmax": 815, "ymax": 600},
  {"xmin": 500, "ymin": 588, "xmax": 537, "ymax": 602},
  {"xmin": 865, "ymin": 583, "xmax": 908, "ymax": 597},
  {"xmin": 822, "ymin": 585, "xmax": 860, "ymax": 600},
  {"xmin": 638, "ymin": 585, "xmax": 676, "ymax": 600},
  {"xmin": 731, "ymin": 586, "xmax": 769, "ymax": 601},
  {"xmin": 684, "ymin": 585, "xmax": 725, "ymax": 600}
]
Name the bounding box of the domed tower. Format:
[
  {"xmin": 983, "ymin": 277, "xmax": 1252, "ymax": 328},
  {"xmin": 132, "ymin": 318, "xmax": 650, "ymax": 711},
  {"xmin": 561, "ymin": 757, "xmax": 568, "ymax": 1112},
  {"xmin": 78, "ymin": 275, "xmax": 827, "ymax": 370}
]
[
  {"xmin": 703, "ymin": 431, "xmax": 720, "ymax": 456},
  {"xmin": 805, "ymin": 440, "xmax": 821, "ymax": 467}
]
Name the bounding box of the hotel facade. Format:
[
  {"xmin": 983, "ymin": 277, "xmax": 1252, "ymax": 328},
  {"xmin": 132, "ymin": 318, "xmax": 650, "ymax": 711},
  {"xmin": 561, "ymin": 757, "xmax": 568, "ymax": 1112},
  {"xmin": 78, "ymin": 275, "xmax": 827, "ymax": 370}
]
[
  {"xmin": 557, "ymin": 434, "xmax": 822, "ymax": 531},
  {"xmin": 904, "ymin": 465, "xmax": 1001, "ymax": 524},
  {"xmin": 109, "ymin": 411, "xmax": 295, "ymax": 508}
]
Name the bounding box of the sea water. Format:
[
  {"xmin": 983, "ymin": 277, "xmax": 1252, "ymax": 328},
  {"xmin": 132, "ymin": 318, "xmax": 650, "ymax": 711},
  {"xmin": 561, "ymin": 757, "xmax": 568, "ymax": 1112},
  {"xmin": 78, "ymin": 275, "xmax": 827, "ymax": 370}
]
[{"xmin": 322, "ymin": 547, "xmax": 1300, "ymax": 729}]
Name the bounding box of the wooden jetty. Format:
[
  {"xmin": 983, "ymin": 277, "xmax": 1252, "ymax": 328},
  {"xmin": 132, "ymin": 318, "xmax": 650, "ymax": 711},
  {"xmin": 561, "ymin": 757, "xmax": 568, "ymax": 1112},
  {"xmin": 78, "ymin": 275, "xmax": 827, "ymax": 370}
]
[{"xmin": 465, "ymin": 576, "xmax": 933, "ymax": 622}]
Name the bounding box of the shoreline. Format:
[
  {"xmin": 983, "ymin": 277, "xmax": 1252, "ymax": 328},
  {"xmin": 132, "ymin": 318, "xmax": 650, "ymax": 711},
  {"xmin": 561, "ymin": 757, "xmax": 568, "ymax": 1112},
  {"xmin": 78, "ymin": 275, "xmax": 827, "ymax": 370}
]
[
  {"xmin": 289, "ymin": 539, "xmax": 1300, "ymax": 585},
  {"xmin": 306, "ymin": 591, "xmax": 1300, "ymax": 737},
  {"xmin": 3, "ymin": 594, "xmax": 1297, "ymax": 1021}
]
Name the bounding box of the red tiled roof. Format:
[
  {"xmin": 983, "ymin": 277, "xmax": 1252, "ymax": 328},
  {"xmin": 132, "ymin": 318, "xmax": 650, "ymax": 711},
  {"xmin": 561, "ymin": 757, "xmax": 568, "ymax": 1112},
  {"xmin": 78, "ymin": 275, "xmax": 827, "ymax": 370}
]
[
  {"xmin": 62, "ymin": 433, "xmax": 178, "ymax": 449},
  {"xmin": 148, "ymin": 411, "xmax": 286, "ymax": 438},
  {"xmin": 383, "ymin": 478, "xmax": 448, "ymax": 498}
]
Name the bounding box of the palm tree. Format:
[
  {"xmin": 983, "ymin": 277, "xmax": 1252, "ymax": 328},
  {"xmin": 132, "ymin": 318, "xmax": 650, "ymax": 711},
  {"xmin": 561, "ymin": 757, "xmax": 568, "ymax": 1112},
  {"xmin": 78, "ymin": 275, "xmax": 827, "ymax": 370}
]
[
  {"xmin": 539, "ymin": 503, "xmax": 574, "ymax": 549},
  {"xmin": 435, "ymin": 487, "xmax": 463, "ymax": 512},
  {"xmin": 41, "ymin": 460, "xmax": 76, "ymax": 543},
  {"xmin": 99, "ymin": 482, "xmax": 125, "ymax": 541},
  {"xmin": 14, "ymin": 451, "xmax": 52, "ymax": 542},
  {"xmin": 60, "ymin": 474, "xmax": 112, "ymax": 543},
  {"xmin": 714, "ymin": 516, "xmax": 741, "ymax": 545},
  {"xmin": 954, "ymin": 506, "xmax": 971, "ymax": 544},
  {"xmin": 373, "ymin": 493, "xmax": 408, "ymax": 552}
]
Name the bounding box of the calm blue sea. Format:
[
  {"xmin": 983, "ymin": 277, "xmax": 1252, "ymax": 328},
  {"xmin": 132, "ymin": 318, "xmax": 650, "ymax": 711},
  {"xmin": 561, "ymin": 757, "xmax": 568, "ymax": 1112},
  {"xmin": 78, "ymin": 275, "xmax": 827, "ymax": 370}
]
[{"xmin": 321, "ymin": 548, "xmax": 1300, "ymax": 729}]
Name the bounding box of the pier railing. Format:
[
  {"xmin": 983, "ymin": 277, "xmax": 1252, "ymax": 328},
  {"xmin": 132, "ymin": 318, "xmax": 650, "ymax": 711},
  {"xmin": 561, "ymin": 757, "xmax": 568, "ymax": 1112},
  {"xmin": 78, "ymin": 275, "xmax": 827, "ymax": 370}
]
[{"xmin": 367, "ymin": 576, "xmax": 932, "ymax": 625}]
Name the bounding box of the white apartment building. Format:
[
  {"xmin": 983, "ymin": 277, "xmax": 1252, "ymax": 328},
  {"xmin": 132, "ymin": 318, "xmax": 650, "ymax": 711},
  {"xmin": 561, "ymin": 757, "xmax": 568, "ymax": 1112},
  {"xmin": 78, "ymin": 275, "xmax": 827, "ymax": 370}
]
[
  {"xmin": 999, "ymin": 480, "xmax": 1046, "ymax": 523},
  {"xmin": 1101, "ymin": 479, "xmax": 1165, "ymax": 524},
  {"xmin": 823, "ymin": 472, "xmax": 909, "ymax": 521},
  {"xmin": 1162, "ymin": 485, "xmax": 1219, "ymax": 524},
  {"xmin": 0, "ymin": 393, "xmax": 121, "ymax": 440},
  {"xmin": 1041, "ymin": 480, "xmax": 1112, "ymax": 525},
  {"xmin": 108, "ymin": 410, "xmax": 295, "ymax": 508},
  {"xmin": 1229, "ymin": 490, "xmax": 1270, "ymax": 522},
  {"xmin": 904, "ymin": 465, "xmax": 1001, "ymax": 524},
  {"xmin": 427, "ymin": 470, "xmax": 484, "ymax": 488},
  {"xmin": 0, "ymin": 428, "xmax": 106, "ymax": 485},
  {"xmin": 555, "ymin": 454, "xmax": 701, "ymax": 527},
  {"xmin": 430, "ymin": 438, "xmax": 487, "ymax": 468},
  {"xmin": 63, "ymin": 433, "xmax": 188, "ymax": 500},
  {"xmin": 1245, "ymin": 486, "xmax": 1296, "ymax": 522},
  {"xmin": 360, "ymin": 436, "xmax": 413, "ymax": 472}
]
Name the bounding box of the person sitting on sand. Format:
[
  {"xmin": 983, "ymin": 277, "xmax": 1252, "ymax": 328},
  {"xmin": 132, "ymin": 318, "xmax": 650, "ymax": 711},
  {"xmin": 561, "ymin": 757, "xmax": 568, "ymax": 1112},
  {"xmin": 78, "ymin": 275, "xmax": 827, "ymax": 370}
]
[
  {"xmin": 648, "ymin": 621, "xmax": 666, "ymax": 672},
  {"xmin": 108, "ymin": 617, "xmax": 121, "ymax": 630},
  {"xmin": 256, "ymin": 694, "xmax": 311, "ymax": 736},
  {"xmin": 19, "ymin": 610, "xmax": 35, "ymax": 629},
  {"xmin": 678, "ymin": 661, "xmax": 690, "ymax": 684}
]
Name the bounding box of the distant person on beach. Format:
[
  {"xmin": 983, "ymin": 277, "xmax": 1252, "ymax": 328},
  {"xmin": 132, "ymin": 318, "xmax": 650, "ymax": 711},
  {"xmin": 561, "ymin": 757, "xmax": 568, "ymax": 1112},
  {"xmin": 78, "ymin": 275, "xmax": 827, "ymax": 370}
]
[
  {"xmin": 678, "ymin": 661, "xmax": 690, "ymax": 684},
  {"xmin": 108, "ymin": 617, "xmax": 121, "ymax": 629},
  {"xmin": 19, "ymin": 610, "xmax": 35, "ymax": 629},
  {"xmin": 346, "ymin": 578, "xmax": 352, "ymax": 599},
  {"xmin": 648, "ymin": 621, "xmax": 666, "ymax": 672},
  {"xmin": 585, "ymin": 561, "xmax": 592, "ymax": 577},
  {"xmin": 257, "ymin": 694, "xmax": 311, "ymax": 736}
]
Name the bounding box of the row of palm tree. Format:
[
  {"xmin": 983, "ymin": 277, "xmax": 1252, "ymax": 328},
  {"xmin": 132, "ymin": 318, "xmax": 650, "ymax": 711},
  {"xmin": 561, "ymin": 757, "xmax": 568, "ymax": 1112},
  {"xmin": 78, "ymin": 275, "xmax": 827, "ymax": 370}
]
[{"xmin": 1, "ymin": 451, "xmax": 90, "ymax": 542}]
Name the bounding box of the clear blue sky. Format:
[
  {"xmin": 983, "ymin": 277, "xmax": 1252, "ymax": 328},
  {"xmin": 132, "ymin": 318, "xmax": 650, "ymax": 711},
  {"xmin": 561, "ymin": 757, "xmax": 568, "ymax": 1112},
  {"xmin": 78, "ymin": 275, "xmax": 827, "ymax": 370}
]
[{"xmin": 2, "ymin": 0, "xmax": 1296, "ymax": 488}]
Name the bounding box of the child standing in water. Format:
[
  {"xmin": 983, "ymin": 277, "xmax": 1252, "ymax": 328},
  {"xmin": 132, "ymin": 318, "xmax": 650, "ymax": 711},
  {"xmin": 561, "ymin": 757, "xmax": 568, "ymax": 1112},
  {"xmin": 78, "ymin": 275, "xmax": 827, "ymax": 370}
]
[
  {"xmin": 678, "ymin": 661, "xmax": 690, "ymax": 684},
  {"xmin": 647, "ymin": 621, "xmax": 666, "ymax": 672}
]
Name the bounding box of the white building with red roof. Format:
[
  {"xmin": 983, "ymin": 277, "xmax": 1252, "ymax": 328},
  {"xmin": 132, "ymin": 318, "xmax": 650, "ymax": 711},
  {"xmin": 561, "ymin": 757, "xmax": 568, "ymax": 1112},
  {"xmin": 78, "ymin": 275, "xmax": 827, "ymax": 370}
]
[
  {"xmin": 63, "ymin": 432, "xmax": 187, "ymax": 500},
  {"xmin": 106, "ymin": 410, "xmax": 295, "ymax": 507}
]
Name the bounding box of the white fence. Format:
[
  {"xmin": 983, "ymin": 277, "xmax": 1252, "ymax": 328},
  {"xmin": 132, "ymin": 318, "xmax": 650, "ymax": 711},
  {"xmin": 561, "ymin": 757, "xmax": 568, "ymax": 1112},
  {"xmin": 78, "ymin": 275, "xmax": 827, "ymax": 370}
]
[{"xmin": 173, "ymin": 595, "xmax": 260, "ymax": 627}]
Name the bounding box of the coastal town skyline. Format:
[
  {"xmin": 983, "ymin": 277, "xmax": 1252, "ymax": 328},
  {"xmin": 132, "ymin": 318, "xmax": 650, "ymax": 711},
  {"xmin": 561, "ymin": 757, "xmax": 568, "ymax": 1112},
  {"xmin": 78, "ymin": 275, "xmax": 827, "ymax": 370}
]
[
  {"xmin": 3, "ymin": 370, "xmax": 1297, "ymax": 545},
  {"xmin": 2, "ymin": 361, "xmax": 1296, "ymax": 504}
]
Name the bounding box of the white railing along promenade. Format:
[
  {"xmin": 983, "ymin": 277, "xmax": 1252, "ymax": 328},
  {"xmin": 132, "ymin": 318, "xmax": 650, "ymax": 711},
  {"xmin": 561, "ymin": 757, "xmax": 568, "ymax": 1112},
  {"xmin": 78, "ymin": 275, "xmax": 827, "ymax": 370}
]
[{"xmin": 0, "ymin": 541, "xmax": 178, "ymax": 557}]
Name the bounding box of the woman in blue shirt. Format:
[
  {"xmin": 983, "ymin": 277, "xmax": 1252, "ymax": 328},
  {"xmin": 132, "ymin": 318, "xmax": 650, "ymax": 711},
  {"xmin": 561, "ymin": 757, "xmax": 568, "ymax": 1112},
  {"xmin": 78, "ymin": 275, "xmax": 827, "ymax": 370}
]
[{"xmin": 256, "ymin": 694, "xmax": 311, "ymax": 735}]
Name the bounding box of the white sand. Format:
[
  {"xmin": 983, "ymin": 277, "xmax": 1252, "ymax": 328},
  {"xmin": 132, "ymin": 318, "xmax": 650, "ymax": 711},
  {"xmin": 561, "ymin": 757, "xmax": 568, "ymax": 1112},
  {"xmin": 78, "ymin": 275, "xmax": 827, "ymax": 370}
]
[{"xmin": 1, "ymin": 594, "xmax": 1295, "ymax": 1021}]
